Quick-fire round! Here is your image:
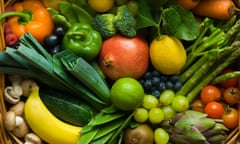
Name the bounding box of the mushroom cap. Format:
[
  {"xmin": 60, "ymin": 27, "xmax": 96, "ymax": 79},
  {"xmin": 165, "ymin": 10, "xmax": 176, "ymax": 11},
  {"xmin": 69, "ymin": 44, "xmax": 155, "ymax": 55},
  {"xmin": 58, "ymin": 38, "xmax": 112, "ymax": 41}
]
[
  {"xmin": 12, "ymin": 119, "xmax": 29, "ymax": 138},
  {"xmin": 25, "ymin": 133, "xmax": 42, "ymax": 144},
  {"xmin": 4, "ymin": 86, "xmax": 23, "ymax": 104},
  {"xmin": 9, "ymin": 101, "xmax": 25, "ymax": 116},
  {"xmin": 4, "ymin": 111, "xmax": 17, "ymax": 131},
  {"xmin": 21, "ymin": 79, "xmax": 36, "ymax": 97}
]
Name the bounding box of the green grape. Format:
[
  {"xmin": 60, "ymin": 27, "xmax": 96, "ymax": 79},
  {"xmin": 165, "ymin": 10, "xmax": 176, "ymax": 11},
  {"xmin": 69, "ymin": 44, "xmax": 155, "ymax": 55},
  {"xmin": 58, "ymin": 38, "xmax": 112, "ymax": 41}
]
[
  {"xmin": 161, "ymin": 105, "xmax": 176, "ymax": 119},
  {"xmin": 171, "ymin": 95, "xmax": 189, "ymax": 112},
  {"xmin": 154, "ymin": 128, "xmax": 169, "ymax": 144},
  {"xmin": 148, "ymin": 107, "xmax": 164, "ymax": 124},
  {"xmin": 142, "ymin": 94, "xmax": 159, "ymax": 109},
  {"xmin": 159, "ymin": 89, "xmax": 175, "ymax": 106},
  {"xmin": 133, "ymin": 107, "xmax": 149, "ymax": 123}
]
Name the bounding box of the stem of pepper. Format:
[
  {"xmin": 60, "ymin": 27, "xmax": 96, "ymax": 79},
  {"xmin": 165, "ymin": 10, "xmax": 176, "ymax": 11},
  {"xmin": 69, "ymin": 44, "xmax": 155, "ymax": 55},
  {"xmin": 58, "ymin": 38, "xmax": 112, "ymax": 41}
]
[
  {"xmin": 0, "ymin": 10, "xmax": 32, "ymax": 24},
  {"xmin": 66, "ymin": 31, "xmax": 87, "ymax": 41}
]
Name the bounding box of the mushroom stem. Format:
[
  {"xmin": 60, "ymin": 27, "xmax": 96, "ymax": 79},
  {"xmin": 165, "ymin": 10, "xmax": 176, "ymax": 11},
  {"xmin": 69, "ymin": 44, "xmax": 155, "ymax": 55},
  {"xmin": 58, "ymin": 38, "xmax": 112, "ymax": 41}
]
[{"xmin": 24, "ymin": 133, "xmax": 42, "ymax": 144}]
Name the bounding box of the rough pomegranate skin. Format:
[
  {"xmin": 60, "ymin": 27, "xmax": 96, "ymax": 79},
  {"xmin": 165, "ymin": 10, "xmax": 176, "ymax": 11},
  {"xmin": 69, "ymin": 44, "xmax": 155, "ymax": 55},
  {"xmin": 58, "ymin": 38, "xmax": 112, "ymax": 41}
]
[{"xmin": 99, "ymin": 34, "xmax": 149, "ymax": 80}]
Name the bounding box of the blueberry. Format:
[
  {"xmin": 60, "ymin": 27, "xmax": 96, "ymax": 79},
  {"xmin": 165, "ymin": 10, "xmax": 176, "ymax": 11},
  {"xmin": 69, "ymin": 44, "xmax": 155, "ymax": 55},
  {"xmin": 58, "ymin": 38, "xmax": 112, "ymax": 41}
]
[
  {"xmin": 169, "ymin": 75, "xmax": 180, "ymax": 82},
  {"xmin": 166, "ymin": 81, "xmax": 174, "ymax": 89},
  {"xmin": 152, "ymin": 70, "xmax": 160, "ymax": 77},
  {"xmin": 151, "ymin": 77, "xmax": 160, "ymax": 86},
  {"xmin": 174, "ymin": 81, "xmax": 182, "ymax": 90},
  {"xmin": 158, "ymin": 82, "xmax": 166, "ymax": 91},
  {"xmin": 160, "ymin": 75, "xmax": 168, "ymax": 82},
  {"xmin": 151, "ymin": 90, "xmax": 160, "ymax": 97},
  {"xmin": 143, "ymin": 79, "xmax": 152, "ymax": 90},
  {"xmin": 143, "ymin": 72, "xmax": 152, "ymax": 80}
]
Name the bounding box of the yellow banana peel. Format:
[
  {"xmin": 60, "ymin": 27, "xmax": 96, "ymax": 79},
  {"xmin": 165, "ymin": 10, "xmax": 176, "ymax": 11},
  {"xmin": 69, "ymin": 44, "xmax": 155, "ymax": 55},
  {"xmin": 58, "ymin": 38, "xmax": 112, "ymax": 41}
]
[{"xmin": 24, "ymin": 86, "xmax": 82, "ymax": 144}]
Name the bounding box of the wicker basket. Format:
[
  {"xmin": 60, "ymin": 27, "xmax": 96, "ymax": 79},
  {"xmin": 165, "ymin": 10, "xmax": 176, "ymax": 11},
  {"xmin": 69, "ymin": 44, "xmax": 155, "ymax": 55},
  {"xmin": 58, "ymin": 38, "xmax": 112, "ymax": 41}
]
[{"xmin": 0, "ymin": 0, "xmax": 239, "ymax": 143}]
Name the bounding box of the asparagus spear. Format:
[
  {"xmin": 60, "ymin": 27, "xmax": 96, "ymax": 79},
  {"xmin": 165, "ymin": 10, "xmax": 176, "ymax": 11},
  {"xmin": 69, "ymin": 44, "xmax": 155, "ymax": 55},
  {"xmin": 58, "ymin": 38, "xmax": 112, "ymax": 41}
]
[
  {"xmin": 186, "ymin": 41, "xmax": 240, "ymax": 102},
  {"xmin": 177, "ymin": 46, "xmax": 233, "ymax": 96},
  {"xmin": 211, "ymin": 71, "xmax": 240, "ymax": 85}
]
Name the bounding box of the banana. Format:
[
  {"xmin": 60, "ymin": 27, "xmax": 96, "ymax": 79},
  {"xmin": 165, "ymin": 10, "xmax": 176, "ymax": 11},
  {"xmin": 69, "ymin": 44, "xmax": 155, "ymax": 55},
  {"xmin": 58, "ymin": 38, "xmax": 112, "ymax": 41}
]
[{"xmin": 24, "ymin": 85, "xmax": 82, "ymax": 144}]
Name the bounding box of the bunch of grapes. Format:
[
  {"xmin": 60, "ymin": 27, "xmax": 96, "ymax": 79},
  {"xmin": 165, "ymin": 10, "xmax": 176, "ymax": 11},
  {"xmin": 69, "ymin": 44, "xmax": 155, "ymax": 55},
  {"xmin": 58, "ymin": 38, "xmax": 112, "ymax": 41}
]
[
  {"xmin": 133, "ymin": 91, "xmax": 190, "ymax": 125},
  {"xmin": 139, "ymin": 68, "xmax": 182, "ymax": 97}
]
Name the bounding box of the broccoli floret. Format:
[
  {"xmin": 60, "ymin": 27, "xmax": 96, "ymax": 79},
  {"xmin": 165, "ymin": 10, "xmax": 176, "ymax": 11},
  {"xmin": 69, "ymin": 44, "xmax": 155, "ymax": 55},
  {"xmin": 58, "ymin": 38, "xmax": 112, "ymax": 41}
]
[
  {"xmin": 92, "ymin": 13, "xmax": 117, "ymax": 39},
  {"xmin": 113, "ymin": 5, "xmax": 136, "ymax": 37}
]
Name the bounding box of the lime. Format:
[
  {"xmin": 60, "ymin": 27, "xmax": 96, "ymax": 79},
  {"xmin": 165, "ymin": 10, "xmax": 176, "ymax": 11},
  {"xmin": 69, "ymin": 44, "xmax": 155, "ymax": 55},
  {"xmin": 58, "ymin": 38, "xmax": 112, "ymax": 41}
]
[
  {"xmin": 150, "ymin": 35, "xmax": 186, "ymax": 75},
  {"xmin": 110, "ymin": 77, "xmax": 144, "ymax": 111}
]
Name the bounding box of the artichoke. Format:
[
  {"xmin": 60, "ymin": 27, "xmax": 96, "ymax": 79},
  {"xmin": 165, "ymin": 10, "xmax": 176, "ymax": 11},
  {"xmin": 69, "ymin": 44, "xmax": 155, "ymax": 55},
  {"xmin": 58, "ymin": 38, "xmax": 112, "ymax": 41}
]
[{"xmin": 161, "ymin": 110, "xmax": 228, "ymax": 144}]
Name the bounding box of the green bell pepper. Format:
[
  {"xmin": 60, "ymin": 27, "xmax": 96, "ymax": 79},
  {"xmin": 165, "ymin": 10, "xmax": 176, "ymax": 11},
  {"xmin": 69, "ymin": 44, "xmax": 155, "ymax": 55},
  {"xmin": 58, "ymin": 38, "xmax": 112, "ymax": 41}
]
[{"xmin": 61, "ymin": 23, "xmax": 102, "ymax": 60}]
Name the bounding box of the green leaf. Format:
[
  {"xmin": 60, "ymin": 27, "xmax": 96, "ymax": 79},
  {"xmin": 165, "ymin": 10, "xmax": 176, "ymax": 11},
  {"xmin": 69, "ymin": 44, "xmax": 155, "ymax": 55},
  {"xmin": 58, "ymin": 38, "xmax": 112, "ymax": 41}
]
[
  {"xmin": 77, "ymin": 128, "xmax": 99, "ymax": 144},
  {"xmin": 162, "ymin": 7, "xmax": 181, "ymax": 35},
  {"xmin": 136, "ymin": 0, "xmax": 157, "ymax": 30},
  {"xmin": 58, "ymin": 1, "xmax": 79, "ymax": 24},
  {"xmin": 171, "ymin": 5, "xmax": 200, "ymax": 41}
]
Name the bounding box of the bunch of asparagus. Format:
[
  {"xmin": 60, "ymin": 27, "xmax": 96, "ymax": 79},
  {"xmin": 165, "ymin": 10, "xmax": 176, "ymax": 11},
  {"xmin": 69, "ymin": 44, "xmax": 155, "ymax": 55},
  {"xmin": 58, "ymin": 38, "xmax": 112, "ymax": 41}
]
[
  {"xmin": 161, "ymin": 110, "xmax": 228, "ymax": 144},
  {"xmin": 177, "ymin": 15, "xmax": 240, "ymax": 102}
]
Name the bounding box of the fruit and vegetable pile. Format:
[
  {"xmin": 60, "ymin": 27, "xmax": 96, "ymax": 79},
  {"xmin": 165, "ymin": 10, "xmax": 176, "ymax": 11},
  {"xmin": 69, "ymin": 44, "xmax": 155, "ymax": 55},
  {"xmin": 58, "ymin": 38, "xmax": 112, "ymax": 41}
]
[{"xmin": 0, "ymin": 0, "xmax": 239, "ymax": 144}]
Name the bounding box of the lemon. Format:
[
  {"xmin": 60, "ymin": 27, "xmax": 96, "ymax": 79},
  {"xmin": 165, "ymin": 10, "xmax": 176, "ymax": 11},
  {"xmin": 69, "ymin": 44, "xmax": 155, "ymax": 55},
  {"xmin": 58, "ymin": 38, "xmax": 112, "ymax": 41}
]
[
  {"xmin": 110, "ymin": 77, "xmax": 144, "ymax": 111},
  {"xmin": 150, "ymin": 35, "xmax": 186, "ymax": 75},
  {"xmin": 87, "ymin": 0, "xmax": 114, "ymax": 12}
]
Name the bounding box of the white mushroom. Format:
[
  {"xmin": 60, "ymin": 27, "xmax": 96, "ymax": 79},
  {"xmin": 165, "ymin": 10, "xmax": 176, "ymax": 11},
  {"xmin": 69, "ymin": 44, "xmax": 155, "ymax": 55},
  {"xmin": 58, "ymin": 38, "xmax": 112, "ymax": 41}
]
[
  {"xmin": 9, "ymin": 101, "xmax": 25, "ymax": 116},
  {"xmin": 4, "ymin": 111, "xmax": 29, "ymax": 138},
  {"xmin": 24, "ymin": 133, "xmax": 42, "ymax": 144},
  {"xmin": 4, "ymin": 75, "xmax": 23, "ymax": 104},
  {"xmin": 21, "ymin": 79, "xmax": 36, "ymax": 97}
]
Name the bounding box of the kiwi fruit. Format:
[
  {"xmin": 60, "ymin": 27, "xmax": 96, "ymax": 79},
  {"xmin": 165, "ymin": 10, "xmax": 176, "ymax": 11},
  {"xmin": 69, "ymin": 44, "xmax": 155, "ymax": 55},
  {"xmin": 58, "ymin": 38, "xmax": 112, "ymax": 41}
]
[{"xmin": 124, "ymin": 124, "xmax": 154, "ymax": 144}]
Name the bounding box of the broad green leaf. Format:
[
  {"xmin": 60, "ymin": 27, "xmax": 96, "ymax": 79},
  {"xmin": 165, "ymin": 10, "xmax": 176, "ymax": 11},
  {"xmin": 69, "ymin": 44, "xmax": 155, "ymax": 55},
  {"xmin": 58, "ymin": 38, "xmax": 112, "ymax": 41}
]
[
  {"xmin": 136, "ymin": 0, "xmax": 157, "ymax": 30},
  {"xmin": 162, "ymin": 7, "xmax": 181, "ymax": 35},
  {"xmin": 171, "ymin": 5, "xmax": 200, "ymax": 41}
]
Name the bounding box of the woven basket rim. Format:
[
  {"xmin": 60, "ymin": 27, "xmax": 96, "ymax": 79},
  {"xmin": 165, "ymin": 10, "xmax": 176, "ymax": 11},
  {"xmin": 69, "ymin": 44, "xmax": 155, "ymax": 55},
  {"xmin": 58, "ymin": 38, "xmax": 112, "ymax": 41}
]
[{"xmin": 0, "ymin": 0, "xmax": 239, "ymax": 144}]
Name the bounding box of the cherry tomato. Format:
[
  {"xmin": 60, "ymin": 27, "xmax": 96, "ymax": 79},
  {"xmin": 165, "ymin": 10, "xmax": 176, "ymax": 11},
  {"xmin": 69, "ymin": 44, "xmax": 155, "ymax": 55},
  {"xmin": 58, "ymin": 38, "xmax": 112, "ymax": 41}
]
[
  {"xmin": 219, "ymin": 68, "xmax": 239, "ymax": 88},
  {"xmin": 200, "ymin": 85, "xmax": 221, "ymax": 105},
  {"xmin": 223, "ymin": 87, "xmax": 240, "ymax": 105},
  {"xmin": 205, "ymin": 101, "xmax": 224, "ymax": 118},
  {"xmin": 222, "ymin": 107, "xmax": 239, "ymax": 129},
  {"xmin": 190, "ymin": 99, "xmax": 205, "ymax": 113}
]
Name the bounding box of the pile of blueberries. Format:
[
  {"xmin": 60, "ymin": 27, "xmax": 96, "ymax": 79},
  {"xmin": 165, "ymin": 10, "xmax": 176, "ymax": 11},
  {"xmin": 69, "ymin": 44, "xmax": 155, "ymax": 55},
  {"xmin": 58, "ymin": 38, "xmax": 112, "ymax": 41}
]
[{"xmin": 139, "ymin": 67, "xmax": 182, "ymax": 97}]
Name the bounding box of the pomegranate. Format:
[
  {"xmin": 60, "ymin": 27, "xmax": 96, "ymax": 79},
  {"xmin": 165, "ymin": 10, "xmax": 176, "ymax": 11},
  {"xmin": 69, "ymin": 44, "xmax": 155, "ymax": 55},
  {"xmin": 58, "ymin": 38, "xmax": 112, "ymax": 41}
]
[{"xmin": 99, "ymin": 34, "xmax": 149, "ymax": 80}]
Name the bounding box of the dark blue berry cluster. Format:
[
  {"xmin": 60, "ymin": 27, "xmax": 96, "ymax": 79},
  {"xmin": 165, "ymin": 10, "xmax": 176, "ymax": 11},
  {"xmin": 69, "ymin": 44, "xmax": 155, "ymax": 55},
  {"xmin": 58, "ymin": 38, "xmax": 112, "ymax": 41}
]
[{"xmin": 139, "ymin": 69, "xmax": 182, "ymax": 97}]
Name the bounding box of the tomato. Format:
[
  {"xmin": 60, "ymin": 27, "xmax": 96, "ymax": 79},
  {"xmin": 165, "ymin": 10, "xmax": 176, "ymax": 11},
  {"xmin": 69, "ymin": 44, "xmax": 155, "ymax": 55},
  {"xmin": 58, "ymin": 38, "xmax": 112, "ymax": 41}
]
[
  {"xmin": 219, "ymin": 68, "xmax": 239, "ymax": 88},
  {"xmin": 222, "ymin": 107, "xmax": 239, "ymax": 129},
  {"xmin": 200, "ymin": 85, "xmax": 221, "ymax": 104},
  {"xmin": 204, "ymin": 101, "xmax": 224, "ymax": 118},
  {"xmin": 223, "ymin": 87, "xmax": 240, "ymax": 105},
  {"xmin": 190, "ymin": 99, "xmax": 205, "ymax": 113}
]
